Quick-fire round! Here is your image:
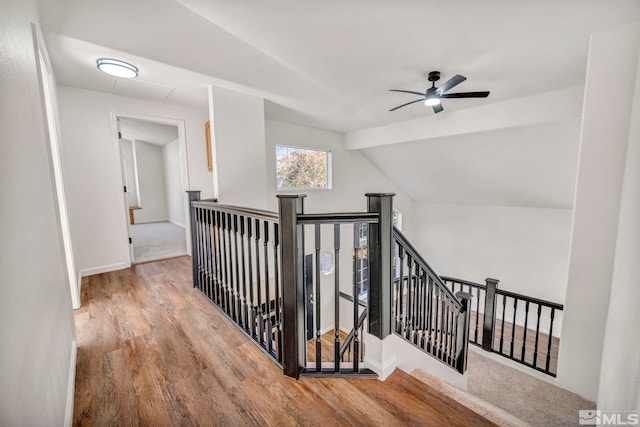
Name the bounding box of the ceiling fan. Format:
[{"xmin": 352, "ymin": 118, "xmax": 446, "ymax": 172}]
[{"xmin": 389, "ymin": 71, "xmax": 489, "ymax": 113}]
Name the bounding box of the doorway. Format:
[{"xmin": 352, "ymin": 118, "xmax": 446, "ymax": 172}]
[{"xmin": 112, "ymin": 113, "xmax": 191, "ymax": 264}]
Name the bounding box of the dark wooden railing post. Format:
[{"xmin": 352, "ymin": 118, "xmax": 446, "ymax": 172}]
[
  {"xmin": 277, "ymin": 194, "xmax": 306, "ymax": 379},
  {"xmin": 482, "ymin": 278, "xmax": 500, "ymax": 351},
  {"xmin": 366, "ymin": 193, "xmax": 395, "ymax": 339},
  {"xmin": 455, "ymin": 291, "xmax": 472, "ymax": 373},
  {"xmin": 187, "ymin": 191, "xmax": 201, "ymax": 289}
]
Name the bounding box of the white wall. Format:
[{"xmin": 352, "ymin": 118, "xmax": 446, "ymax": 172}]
[
  {"xmin": 56, "ymin": 85, "xmax": 211, "ymax": 275},
  {"xmin": 163, "ymin": 139, "xmax": 186, "ymax": 227},
  {"xmin": 413, "ymin": 203, "xmax": 572, "ymax": 304},
  {"xmin": 0, "ymin": 2, "xmax": 76, "ymax": 425},
  {"xmin": 211, "ymin": 86, "xmax": 268, "ymax": 209},
  {"xmin": 597, "ymin": 46, "xmax": 640, "ymax": 411},
  {"xmin": 558, "ymin": 22, "xmax": 640, "ymax": 402},
  {"xmin": 265, "ymin": 119, "xmax": 415, "ymax": 230},
  {"xmin": 134, "ymin": 140, "xmax": 168, "ymax": 223}
]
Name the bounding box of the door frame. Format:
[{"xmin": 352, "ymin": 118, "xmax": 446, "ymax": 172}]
[{"xmin": 109, "ymin": 111, "xmax": 192, "ymax": 264}]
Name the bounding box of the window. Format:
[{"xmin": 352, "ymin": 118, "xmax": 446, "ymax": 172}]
[{"xmin": 275, "ymin": 145, "xmax": 331, "ymax": 190}]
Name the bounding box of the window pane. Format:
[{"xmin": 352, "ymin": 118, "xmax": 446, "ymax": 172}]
[{"xmin": 276, "ymin": 145, "xmax": 331, "ymax": 190}]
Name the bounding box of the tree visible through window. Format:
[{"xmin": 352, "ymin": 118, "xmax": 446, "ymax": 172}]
[{"xmin": 276, "ymin": 145, "xmax": 331, "ymax": 190}]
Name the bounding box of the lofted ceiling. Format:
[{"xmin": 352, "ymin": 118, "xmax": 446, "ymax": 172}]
[
  {"xmin": 36, "ymin": 0, "xmax": 640, "ymax": 209},
  {"xmin": 37, "ymin": 0, "xmax": 640, "ymax": 132}
]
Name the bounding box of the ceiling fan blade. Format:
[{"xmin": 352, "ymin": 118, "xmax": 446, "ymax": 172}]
[
  {"xmin": 389, "ymin": 98, "xmax": 425, "ymax": 111},
  {"xmin": 432, "ymin": 103, "xmax": 444, "ymax": 114},
  {"xmin": 439, "ymin": 91, "xmax": 490, "ymax": 98},
  {"xmin": 436, "ymin": 74, "xmax": 466, "ymax": 94},
  {"xmin": 390, "ymin": 89, "xmax": 426, "ymax": 96}
]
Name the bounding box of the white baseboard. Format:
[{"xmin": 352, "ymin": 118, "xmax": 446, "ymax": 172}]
[
  {"xmin": 364, "ymin": 354, "xmax": 397, "ymax": 381},
  {"xmin": 64, "ymin": 339, "xmax": 77, "ymax": 427},
  {"xmin": 134, "ymin": 218, "xmax": 169, "ymax": 224},
  {"xmin": 80, "ymin": 262, "xmax": 130, "ymax": 277},
  {"xmin": 169, "ymin": 219, "xmax": 186, "ymax": 228}
]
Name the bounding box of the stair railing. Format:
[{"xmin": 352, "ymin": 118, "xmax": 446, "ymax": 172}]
[
  {"xmin": 442, "ymin": 276, "xmax": 563, "ymax": 376},
  {"xmin": 278, "ymin": 194, "xmax": 381, "ymax": 378},
  {"xmin": 188, "ymin": 191, "xmax": 474, "ymax": 379},
  {"xmin": 187, "ymin": 191, "xmax": 284, "ymax": 365},
  {"xmin": 392, "ymin": 227, "xmax": 472, "ymax": 373}
]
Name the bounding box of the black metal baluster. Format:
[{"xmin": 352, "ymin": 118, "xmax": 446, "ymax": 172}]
[
  {"xmin": 273, "ymin": 222, "xmax": 282, "ymax": 362},
  {"xmin": 334, "ymin": 224, "xmax": 340, "ymax": 373},
  {"xmin": 419, "ymin": 268, "xmax": 427, "ymax": 347},
  {"xmin": 426, "ymin": 275, "xmax": 433, "ymax": 351},
  {"xmin": 220, "ymin": 211, "xmax": 229, "ymax": 313},
  {"xmin": 246, "ymin": 219, "xmax": 256, "ymax": 339},
  {"xmin": 397, "ymin": 246, "xmax": 405, "ymax": 334},
  {"xmin": 546, "ymin": 308, "xmax": 556, "ymax": 373},
  {"xmin": 228, "ymin": 213, "xmax": 237, "ymax": 320},
  {"xmin": 314, "ymin": 224, "xmax": 321, "ymax": 371},
  {"xmin": 444, "ymin": 300, "xmax": 451, "ymax": 363},
  {"xmin": 255, "ymin": 218, "xmax": 264, "ymax": 347},
  {"xmin": 434, "ymin": 285, "xmax": 441, "ymax": 357},
  {"xmin": 521, "ymin": 301, "xmax": 530, "ymax": 363},
  {"xmin": 439, "ymin": 292, "xmax": 446, "ymax": 359},
  {"xmin": 239, "ymin": 216, "xmax": 248, "ymax": 331},
  {"xmin": 393, "ymin": 241, "xmax": 400, "ymax": 332},
  {"xmin": 474, "ymin": 288, "xmax": 481, "ymax": 344},
  {"xmin": 406, "ymin": 254, "xmax": 414, "ymax": 341},
  {"xmin": 213, "ymin": 210, "xmax": 222, "ymax": 305},
  {"xmin": 499, "ymin": 295, "xmax": 507, "ymax": 354},
  {"xmin": 232, "ymin": 214, "xmax": 241, "ymax": 322},
  {"xmin": 510, "ymin": 298, "xmax": 517, "ymax": 358},
  {"xmin": 533, "ymin": 304, "xmax": 542, "ymax": 368},
  {"xmin": 264, "ymin": 220, "xmax": 273, "ymax": 355},
  {"xmin": 451, "ymin": 310, "xmax": 459, "ymax": 367},
  {"xmin": 352, "ymin": 223, "xmax": 360, "ymax": 372},
  {"xmin": 206, "ymin": 209, "xmax": 214, "ymax": 300},
  {"xmin": 195, "ymin": 207, "xmax": 203, "ymax": 290}
]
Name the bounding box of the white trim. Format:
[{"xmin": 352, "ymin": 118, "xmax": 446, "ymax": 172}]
[
  {"xmin": 80, "ymin": 262, "xmax": 130, "ymax": 277},
  {"xmin": 64, "ymin": 339, "xmax": 77, "ymax": 427},
  {"xmin": 76, "ymin": 271, "xmax": 83, "ymax": 304},
  {"xmin": 32, "ymin": 25, "xmax": 80, "ymax": 309},
  {"xmin": 169, "ymin": 219, "xmax": 186, "ymax": 228},
  {"xmin": 109, "ymin": 111, "xmax": 192, "ymax": 260},
  {"xmin": 364, "ymin": 354, "xmax": 397, "ymax": 381},
  {"xmin": 133, "ymin": 218, "xmax": 170, "ymax": 224}
]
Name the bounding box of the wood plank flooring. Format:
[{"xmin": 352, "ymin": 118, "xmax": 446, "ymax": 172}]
[{"xmin": 73, "ymin": 256, "xmax": 495, "ymax": 426}]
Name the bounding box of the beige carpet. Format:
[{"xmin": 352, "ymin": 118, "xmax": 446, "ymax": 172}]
[
  {"xmin": 131, "ymin": 221, "xmax": 187, "ymax": 263},
  {"xmin": 413, "ymin": 349, "xmax": 595, "ymax": 427}
]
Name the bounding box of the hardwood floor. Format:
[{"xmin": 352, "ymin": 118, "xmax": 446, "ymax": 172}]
[{"xmin": 73, "ymin": 256, "xmax": 495, "ymax": 426}]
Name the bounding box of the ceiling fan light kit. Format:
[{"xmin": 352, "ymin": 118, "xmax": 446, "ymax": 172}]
[{"xmin": 390, "ymin": 70, "xmax": 489, "ymax": 113}]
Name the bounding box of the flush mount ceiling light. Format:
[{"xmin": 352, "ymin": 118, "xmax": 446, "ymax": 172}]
[{"xmin": 96, "ymin": 58, "xmax": 138, "ymax": 78}]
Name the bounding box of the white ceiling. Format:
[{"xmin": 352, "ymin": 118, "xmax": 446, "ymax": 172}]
[
  {"xmin": 119, "ymin": 118, "xmax": 178, "ymax": 146},
  {"xmin": 362, "ymin": 120, "xmax": 581, "ymax": 208},
  {"xmin": 38, "ymin": 0, "xmax": 640, "ymax": 132},
  {"xmin": 36, "ymin": 0, "xmax": 639, "ymax": 209}
]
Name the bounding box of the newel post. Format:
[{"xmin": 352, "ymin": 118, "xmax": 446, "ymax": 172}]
[
  {"xmin": 455, "ymin": 291, "xmax": 473, "ymax": 373},
  {"xmin": 366, "ymin": 193, "xmax": 395, "ymax": 339},
  {"xmin": 186, "ymin": 191, "xmax": 201, "ymax": 289},
  {"xmin": 482, "ymin": 278, "xmax": 500, "ymax": 351},
  {"xmin": 278, "ymin": 194, "xmax": 306, "ymax": 379}
]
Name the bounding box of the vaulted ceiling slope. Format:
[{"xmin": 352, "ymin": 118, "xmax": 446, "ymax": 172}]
[
  {"xmin": 37, "ymin": 1, "xmax": 639, "ymax": 209},
  {"xmin": 38, "ymin": 0, "xmax": 640, "ymax": 132}
]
